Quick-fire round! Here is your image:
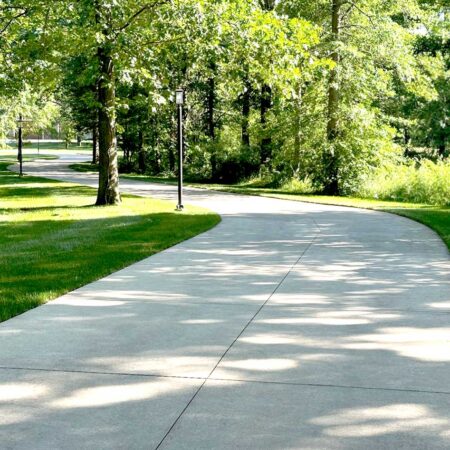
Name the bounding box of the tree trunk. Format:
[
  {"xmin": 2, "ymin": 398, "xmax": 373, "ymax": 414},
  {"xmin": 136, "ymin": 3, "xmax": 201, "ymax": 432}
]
[
  {"xmin": 403, "ymin": 128, "xmax": 412, "ymax": 157},
  {"xmin": 293, "ymin": 84, "xmax": 303, "ymax": 175},
  {"xmin": 242, "ymin": 75, "xmax": 251, "ymax": 149},
  {"xmin": 323, "ymin": 0, "xmax": 341, "ymax": 195},
  {"xmin": 259, "ymin": 0, "xmax": 275, "ymax": 165},
  {"xmin": 95, "ymin": 44, "xmax": 120, "ymax": 205},
  {"xmin": 95, "ymin": 4, "xmax": 120, "ymax": 205},
  {"xmin": 260, "ymin": 84, "xmax": 272, "ymax": 164},
  {"xmin": 154, "ymin": 147, "xmax": 161, "ymax": 173},
  {"xmin": 207, "ymin": 73, "xmax": 216, "ymax": 141},
  {"xmin": 206, "ymin": 64, "xmax": 217, "ymax": 179},
  {"xmin": 138, "ymin": 129, "xmax": 146, "ymax": 173}
]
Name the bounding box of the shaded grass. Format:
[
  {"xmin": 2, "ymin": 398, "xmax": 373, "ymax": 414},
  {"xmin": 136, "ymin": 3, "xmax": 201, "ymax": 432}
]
[
  {"xmin": 0, "ymin": 162, "xmax": 220, "ymax": 322},
  {"xmin": 69, "ymin": 162, "xmax": 103, "ymax": 173}
]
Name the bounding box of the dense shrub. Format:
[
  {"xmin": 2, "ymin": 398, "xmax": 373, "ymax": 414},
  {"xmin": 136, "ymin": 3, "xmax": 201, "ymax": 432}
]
[
  {"xmin": 280, "ymin": 176, "xmax": 316, "ymax": 194},
  {"xmin": 357, "ymin": 159, "xmax": 450, "ymax": 206},
  {"xmin": 118, "ymin": 156, "xmax": 137, "ymax": 174},
  {"xmin": 215, "ymin": 156, "xmax": 260, "ymax": 184}
]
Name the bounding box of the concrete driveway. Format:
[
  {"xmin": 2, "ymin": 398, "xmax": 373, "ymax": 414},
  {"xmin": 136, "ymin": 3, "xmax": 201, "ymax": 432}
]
[{"xmin": 1, "ymin": 156, "xmax": 449, "ymax": 449}]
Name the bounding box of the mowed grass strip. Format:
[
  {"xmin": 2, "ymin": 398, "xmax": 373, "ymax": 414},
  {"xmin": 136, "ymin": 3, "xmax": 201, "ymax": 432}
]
[{"xmin": 0, "ymin": 162, "xmax": 220, "ymax": 322}]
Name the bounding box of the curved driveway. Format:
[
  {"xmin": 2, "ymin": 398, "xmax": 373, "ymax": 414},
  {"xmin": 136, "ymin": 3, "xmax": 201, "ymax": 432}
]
[{"xmin": 1, "ymin": 155, "xmax": 449, "ymax": 449}]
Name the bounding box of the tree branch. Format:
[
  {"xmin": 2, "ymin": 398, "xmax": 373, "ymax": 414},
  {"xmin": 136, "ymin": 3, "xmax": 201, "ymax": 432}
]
[
  {"xmin": 0, "ymin": 9, "xmax": 28, "ymax": 35},
  {"xmin": 346, "ymin": 1, "xmax": 375, "ymax": 26},
  {"xmin": 115, "ymin": 0, "xmax": 170, "ymax": 34}
]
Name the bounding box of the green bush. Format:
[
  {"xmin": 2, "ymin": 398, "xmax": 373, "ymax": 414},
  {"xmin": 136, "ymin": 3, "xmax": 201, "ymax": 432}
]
[
  {"xmin": 280, "ymin": 176, "xmax": 316, "ymax": 194},
  {"xmin": 358, "ymin": 159, "xmax": 450, "ymax": 206},
  {"xmin": 118, "ymin": 155, "xmax": 138, "ymax": 174},
  {"xmin": 239, "ymin": 173, "xmax": 273, "ymax": 188}
]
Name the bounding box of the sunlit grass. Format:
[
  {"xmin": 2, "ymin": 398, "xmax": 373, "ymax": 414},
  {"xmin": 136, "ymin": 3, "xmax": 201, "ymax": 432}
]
[{"xmin": 0, "ymin": 162, "xmax": 220, "ymax": 322}]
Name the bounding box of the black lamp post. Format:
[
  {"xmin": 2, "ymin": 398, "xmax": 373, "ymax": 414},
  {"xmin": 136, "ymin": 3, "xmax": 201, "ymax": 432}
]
[
  {"xmin": 16, "ymin": 115, "xmax": 31, "ymax": 177},
  {"xmin": 175, "ymin": 88, "xmax": 185, "ymax": 211}
]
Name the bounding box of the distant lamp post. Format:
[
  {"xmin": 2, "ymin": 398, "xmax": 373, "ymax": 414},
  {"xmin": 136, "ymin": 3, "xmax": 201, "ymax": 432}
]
[
  {"xmin": 16, "ymin": 115, "xmax": 32, "ymax": 177},
  {"xmin": 175, "ymin": 88, "xmax": 185, "ymax": 211}
]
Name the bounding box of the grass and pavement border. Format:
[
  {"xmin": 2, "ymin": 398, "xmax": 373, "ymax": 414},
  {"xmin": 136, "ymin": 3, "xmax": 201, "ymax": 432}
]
[
  {"xmin": 70, "ymin": 162, "xmax": 449, "ymax": 251},
  {"xmin": 0, "ymin": 160, "xmax": 220, "ymax": 322}
]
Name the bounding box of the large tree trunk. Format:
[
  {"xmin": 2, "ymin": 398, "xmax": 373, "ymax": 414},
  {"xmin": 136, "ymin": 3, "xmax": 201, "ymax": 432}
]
[
  {"xmin": 323, "ymin": 0, "xmax": 341, "ymax": 195},
  {"xmin": 96, "ymin": 44, "xmax": 120, "ymax": 205},
  {"xmin": 95, "ymin": 3, "xmax": 120, "ymax": 206}
]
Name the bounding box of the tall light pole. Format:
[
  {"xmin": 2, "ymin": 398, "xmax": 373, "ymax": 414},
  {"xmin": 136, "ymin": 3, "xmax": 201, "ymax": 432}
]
[{"xmin": 175, "ymin": 88, "xmax": 185, "ymax": 211}]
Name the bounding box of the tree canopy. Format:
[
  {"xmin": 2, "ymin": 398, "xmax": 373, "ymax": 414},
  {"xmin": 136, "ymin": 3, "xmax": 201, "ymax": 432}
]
[{"xmin": 1, "ymin": 0, "xmax": 448, "ymax": 201}]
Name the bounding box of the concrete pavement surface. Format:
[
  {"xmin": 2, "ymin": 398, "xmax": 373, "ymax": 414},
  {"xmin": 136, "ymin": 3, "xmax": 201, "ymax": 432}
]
[{"xmin": 1, "ymin": 155, "xmax": 449, "ymax": 449}]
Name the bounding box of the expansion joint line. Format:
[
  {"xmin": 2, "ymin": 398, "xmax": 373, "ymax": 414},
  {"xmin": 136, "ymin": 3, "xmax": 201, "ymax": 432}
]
[{"xmin": 154, "ymin": 229, "xmax": 321, "ymax": 449}]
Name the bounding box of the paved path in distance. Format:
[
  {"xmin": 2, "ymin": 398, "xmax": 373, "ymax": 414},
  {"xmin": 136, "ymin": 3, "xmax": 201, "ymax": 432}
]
[{"xmin": 1, "ymin": 155, "xmax": 449, "ymax": 449}]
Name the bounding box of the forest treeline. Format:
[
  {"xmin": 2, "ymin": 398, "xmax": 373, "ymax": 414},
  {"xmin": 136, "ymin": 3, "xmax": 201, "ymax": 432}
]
[{"xmin": 0, "ymin": 0, "xmax": 448, "ymax": 204}]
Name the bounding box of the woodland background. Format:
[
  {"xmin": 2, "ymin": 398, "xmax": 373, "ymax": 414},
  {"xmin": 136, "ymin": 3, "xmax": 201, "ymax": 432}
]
[{"xmin": 0, "ymin": 0, "xmax": 448, "ymax": 205}]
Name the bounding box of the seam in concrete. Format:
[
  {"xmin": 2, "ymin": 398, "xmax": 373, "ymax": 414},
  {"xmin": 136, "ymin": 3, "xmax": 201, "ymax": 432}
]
[
  {"xmin": 0, "ymin": 366, "xmax": 206, "ymax": 381},
  {"xmin": 204, "ymin": 377, "xmax": 450, "ymax": 396},
  {"xmin": 260, "ymin": 304, "xmax": 450, "ymax": 315},
  {"xmin": 1, "ymin": 366, "xmax": 450, "ymax": 396},
  {"xmin": 154, "ymin": 231, "xmax": 320, "ymax": 450}
]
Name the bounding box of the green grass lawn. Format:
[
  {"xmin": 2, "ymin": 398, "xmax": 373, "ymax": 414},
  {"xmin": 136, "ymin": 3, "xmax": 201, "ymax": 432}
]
[
  {"xmin": 69, "ymin": 163, "xmax": 449, "ymax": 251},
  {"xmin": 0, "ymin": 162, "xmax": 220, "ymax": 322}
]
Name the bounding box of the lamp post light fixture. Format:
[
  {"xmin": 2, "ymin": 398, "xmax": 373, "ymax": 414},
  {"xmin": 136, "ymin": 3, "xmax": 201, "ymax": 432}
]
[
  {"xmin": 175, "ymin": 88, "xmax": 185, "ymax": 211},
  {"xmin": 16, "ymin": 114, "xmax": 32, "ymax": 177}
]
